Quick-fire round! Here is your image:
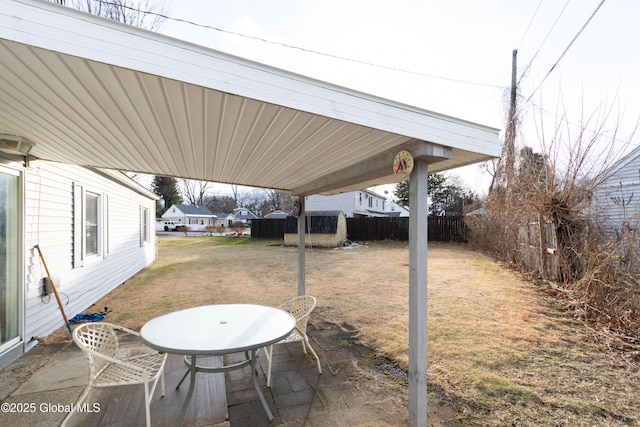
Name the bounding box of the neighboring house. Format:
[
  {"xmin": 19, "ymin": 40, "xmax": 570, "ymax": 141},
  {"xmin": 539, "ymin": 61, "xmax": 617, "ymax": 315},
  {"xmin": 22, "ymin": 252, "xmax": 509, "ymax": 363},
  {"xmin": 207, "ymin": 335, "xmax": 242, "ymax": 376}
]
[
  {"xmin": 0, "ymin": 154, "xmax": 158, "ymax": 368},
  {"xmin": 386, "ymin": 200, "xmax": 410, "ymax": 217},
  {"xmin": 162, "ymin": 204, "xmax": 217, "ymax": 231},
  {"xmin": 263, "ymin": 210, "xmax": 289, "ymax": 219},
  {"xmin": 213, "ymin": 213, "xmax": 238, "ymax": 227},
  {"xmin": 305, "ymin": 189, "xmax": 391, "ymax": 218},
  {"xmin": 592, "ymin": 146, "xmax": 640, "ymax": 236},
  {"xmin": 233, "ymin": 207, "xmax": 261, "ymax": 225}
]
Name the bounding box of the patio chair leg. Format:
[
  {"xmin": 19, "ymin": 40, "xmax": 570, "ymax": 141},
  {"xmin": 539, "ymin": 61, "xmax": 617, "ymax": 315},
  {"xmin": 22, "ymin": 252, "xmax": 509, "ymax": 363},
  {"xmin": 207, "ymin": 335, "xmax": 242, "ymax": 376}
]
[
  {"xmin": 144, "ymin": 382, "xmax": 151, "ymax": 427},
  {"xmin": 305, "ymin": 337, "xmax": 322, "ymax": 374}
]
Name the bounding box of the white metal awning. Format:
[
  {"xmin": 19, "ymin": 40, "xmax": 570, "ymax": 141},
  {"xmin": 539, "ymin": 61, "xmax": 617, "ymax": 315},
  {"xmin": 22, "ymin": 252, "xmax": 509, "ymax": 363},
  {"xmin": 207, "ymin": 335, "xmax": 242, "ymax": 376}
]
[{"xmin": 0, "ymin": 0, "xmax": 499, "ymax": 195}]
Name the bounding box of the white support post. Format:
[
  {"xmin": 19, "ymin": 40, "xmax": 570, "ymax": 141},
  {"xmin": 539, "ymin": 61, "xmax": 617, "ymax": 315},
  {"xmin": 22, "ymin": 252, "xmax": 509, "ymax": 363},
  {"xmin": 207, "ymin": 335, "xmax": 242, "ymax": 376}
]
[
  {"xmin": 408, "ymin": 159, "xmax": 428, "ymax": 426},
  {"xmin": 297, "ymin": 196, "xmax": 306, "ymax": 296}
]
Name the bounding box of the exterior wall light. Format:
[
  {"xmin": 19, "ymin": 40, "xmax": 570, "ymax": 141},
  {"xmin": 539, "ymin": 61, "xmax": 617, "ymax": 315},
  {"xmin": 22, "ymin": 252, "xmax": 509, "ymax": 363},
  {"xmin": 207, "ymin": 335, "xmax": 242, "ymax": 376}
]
[{"xmin": 0, "ymin": 134, "xmax": 35, "ymax": 156}]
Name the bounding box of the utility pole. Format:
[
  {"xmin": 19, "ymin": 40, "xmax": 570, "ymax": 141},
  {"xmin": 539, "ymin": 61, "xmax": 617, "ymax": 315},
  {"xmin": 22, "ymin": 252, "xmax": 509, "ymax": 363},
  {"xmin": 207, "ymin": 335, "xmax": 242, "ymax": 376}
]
[{"xmin": 504, "ymin": 49, "xmax": 518, "ymax": 207}]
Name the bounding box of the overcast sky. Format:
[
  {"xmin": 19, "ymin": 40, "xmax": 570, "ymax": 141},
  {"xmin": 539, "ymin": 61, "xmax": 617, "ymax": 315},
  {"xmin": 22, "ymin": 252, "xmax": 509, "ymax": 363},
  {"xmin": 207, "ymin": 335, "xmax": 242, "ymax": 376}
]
[{"xmin": 156, "ymin": 0, "xmax": 640, "ymax": 197}]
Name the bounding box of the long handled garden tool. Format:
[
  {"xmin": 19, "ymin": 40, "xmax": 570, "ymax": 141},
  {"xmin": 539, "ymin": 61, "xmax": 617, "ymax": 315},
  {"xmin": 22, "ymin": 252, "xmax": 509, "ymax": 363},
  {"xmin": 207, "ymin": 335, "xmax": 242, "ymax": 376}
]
[{"xmin": 34, "ymin": 245, "xmax": 72, "ymax": 339}]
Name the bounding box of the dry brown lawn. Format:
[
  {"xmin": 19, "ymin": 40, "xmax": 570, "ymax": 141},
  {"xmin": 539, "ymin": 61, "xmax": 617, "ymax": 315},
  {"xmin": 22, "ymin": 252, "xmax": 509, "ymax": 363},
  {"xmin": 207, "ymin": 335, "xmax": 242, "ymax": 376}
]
[{"xmin": 48, "ymin": 237, "xmax": 639, "ymax": 426}]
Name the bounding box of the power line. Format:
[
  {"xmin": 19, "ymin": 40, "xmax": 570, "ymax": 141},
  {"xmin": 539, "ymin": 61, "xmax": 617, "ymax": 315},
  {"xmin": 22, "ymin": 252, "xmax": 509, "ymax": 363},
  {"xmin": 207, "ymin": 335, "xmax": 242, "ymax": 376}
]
[
  {"xmin": 171, "ymin": 13, "xmax": 507, "ymax": 88},
  {"xmin": 89, "ymin": 1, "xmax": 506, "ymax": 90},
  {"xmin": 519, "ymin": 0, "xmax": 571, "ymax": 84},
  {"xmin": 524, "ymin": 0, "xmax": 608, "ymax": 104},
  {"xmin": 517, "ymin": 0, "xmax": 544, "ymax": 48}
]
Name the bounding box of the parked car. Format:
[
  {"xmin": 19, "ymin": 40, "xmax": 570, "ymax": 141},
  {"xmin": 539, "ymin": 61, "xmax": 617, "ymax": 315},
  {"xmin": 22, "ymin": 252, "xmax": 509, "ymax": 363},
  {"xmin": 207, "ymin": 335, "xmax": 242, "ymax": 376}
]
[{"xmin": 156, "ymin": 220, "xmax": 180, "ymax": 231}]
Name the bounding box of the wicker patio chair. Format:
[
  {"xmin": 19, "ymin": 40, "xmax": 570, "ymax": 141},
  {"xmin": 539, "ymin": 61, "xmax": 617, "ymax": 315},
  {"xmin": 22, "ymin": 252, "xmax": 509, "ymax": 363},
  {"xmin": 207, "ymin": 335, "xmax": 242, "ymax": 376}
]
[
  {"xmin": 265, "ymin": 295, "xmax": 322, "ymax": 387},
  {"xmin": 62, "ymin": 322, "xmax": 167, "ymax": 427}
]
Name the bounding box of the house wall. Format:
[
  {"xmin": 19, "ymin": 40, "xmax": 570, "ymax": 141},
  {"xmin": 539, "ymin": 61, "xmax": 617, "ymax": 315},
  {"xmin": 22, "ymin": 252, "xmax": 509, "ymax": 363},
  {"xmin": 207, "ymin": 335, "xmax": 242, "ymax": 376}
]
[
  {"xmin": 387, "ymin": 200, "xmax": 410, "ymax": 217},
  {"xmin": 183, "ymin": 216, "xmax": 216, "ymax": 231},
  {"xmin": 305, "ymin": 190, "xmax": 389, "ymax": 217},
  {"xmin": 21, "ymin": 160, "xmax": 157, "ymax": 354},
  {"xmin": 306, "ymin": 193, "xmax": 355, "ymax": 217},
  {"xmin": 355, "ymin": 191, "xmax": 387, "ymax": 216},
  {"xmin": 593, "ymin": 155, "xmax": 640, "ymax": 233}
]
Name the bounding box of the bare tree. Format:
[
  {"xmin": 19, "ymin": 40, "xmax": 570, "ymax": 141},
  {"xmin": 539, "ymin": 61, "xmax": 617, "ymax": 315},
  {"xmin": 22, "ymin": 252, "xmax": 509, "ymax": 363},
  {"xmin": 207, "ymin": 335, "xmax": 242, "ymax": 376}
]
[
  {"xmin": 181, "ymin": 179, "xmax": 210, "ymax": 206},
  {"xmin": 230, "ymin": 185, "xmax": 240, "ymax": 208},
  {"xmin": 262, "ymin": 189, "xmax": 295, "ymax": 213},
  {"xmin": 52, "ymin": 0, "xmax": 168, "ymax": 30},
  {"xmin": 236, "ymin": 189, "xmax": 265, "ymax": 213},
  {"xmin": 203, "ymin": 194, "xmax": 235, "ymax": 214}
]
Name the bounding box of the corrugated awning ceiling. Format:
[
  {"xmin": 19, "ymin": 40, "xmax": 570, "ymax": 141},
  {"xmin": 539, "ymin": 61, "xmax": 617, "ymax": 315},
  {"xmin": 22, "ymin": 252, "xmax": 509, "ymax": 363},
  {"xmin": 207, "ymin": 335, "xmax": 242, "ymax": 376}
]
[{"xmin": 0, "ymin": 0, "xmax": 500, "ymax": 195}]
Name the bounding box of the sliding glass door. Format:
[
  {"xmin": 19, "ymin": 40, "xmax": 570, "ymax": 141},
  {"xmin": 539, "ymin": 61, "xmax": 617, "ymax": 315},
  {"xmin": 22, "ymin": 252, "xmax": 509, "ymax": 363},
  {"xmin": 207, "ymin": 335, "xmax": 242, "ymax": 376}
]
[{"xmin": 0, "ymin": 167, "xmax": 20, "ymax": 352}]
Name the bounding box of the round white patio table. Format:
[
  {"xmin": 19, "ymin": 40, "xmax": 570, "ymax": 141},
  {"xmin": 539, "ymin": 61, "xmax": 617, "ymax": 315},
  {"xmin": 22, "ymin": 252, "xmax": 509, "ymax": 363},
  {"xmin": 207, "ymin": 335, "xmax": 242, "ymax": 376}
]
[{"xmin": 140, "ymin": 304, "xmax": 295, "ymax": 426}]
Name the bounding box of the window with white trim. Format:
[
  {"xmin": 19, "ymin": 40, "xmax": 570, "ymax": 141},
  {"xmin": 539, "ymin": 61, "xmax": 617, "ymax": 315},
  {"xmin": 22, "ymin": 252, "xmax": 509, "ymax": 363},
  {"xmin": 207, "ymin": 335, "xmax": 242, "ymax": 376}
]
[
  {"xmin": 73, "ymin": 184, "xmax": 107, "ymax": 267},
  {"xmin": 85, "ymin": 192, "xmax": 99, "ymax": 257},
  {"xmin": 142, "ymin": 206, "xmax": 149, "ymax": 245}
]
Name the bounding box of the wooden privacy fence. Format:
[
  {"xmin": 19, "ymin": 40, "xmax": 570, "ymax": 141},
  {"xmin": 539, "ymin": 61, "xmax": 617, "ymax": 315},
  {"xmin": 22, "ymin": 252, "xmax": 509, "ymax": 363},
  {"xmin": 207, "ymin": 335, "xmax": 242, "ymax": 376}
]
[
  {"xmin": 516, "ymin": 219, "xmax": 558, "ymax": 279},
  {"xmin": 346, "ymin": 217, "xmax": 409, "ymax": 241},
  {"xmin": 426, "ymin": 216, "xmax": 469, "ymax": 242},
  {"xmin": 251, "ymin": 216, "xmax": 469, "ymax": 242}
]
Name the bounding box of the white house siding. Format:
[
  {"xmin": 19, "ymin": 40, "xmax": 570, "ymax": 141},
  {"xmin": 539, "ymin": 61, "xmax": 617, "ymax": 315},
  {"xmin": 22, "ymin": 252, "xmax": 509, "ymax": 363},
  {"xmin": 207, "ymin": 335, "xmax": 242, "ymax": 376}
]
[
  {"xmin": 305, "ymin": 190, "xmax": 389, "ymax": 217},
  {"xmin": 592, "ymin": 149, "xmax": 640, "ymax": 235},
  {"xmin": 22, "ymin": 160, "xmax": 157, "ymax": 352},
  {"xmin": 306, "ymin": 193, "xmax": 354, "ymax": 217}
]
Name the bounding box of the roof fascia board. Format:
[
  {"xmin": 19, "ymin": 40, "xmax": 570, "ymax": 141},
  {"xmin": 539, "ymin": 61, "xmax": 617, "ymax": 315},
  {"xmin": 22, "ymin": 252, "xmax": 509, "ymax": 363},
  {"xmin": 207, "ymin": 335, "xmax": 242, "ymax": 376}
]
[
  {"xmin": 2, "ymin": 0, "xmax": 499, "ymax": 157},
  {"xmin": 599, "ymin": 145, "xmax": 640, "ymax": 183},
  {"xmin": 292, "ymin": 140, "xmax": 452, "ymax": 195},
  {"xmin": 90, "ymin": 167, "xmax": 159, "ymax": 200}
]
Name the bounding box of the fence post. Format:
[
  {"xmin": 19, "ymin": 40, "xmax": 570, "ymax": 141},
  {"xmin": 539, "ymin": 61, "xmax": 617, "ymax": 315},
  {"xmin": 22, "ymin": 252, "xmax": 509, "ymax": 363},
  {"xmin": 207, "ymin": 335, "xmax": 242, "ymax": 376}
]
[{"xmin": 538, "ymin": 214, "xmax": 548, "ymax": 279}]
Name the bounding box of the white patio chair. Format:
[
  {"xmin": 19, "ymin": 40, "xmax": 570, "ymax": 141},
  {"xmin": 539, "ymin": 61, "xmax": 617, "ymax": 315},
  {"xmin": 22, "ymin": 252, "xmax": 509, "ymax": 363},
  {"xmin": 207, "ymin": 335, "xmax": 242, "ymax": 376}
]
[
  {"xmin": 265, "ymin": 295, "xmax": 322, "ymax": 387},
  {"xmin": 62, "ymin": 322, "xmax": 167, "ymax": 427}
]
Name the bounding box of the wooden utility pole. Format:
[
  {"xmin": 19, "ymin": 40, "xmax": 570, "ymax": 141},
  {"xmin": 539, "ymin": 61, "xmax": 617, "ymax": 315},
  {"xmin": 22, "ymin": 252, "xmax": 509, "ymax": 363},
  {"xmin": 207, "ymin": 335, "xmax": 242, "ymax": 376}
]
[{"xmin": 504, "ymin": 49, "xmax": 518, "ymax": 207}]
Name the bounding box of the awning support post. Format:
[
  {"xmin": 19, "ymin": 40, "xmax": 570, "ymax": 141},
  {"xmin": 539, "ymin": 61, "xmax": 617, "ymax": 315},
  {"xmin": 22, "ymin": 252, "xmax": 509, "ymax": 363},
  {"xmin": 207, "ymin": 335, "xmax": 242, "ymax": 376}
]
[
  {"xmin": 408, "ymin": 159, "xmax": 428, "ymax": 426},
  {"xmin": 297, "ymin": 196, "xmax": 306, "ymax": 296}
]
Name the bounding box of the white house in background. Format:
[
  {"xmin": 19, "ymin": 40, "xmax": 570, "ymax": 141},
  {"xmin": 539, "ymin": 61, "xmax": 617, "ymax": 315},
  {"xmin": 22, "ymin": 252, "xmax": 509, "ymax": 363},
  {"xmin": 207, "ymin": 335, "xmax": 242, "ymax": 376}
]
[
  {"xmin": 0, "ymin": 154, "xmax": 157, "ymax": 368},
  {"xmin": 213, "ymin": 212, "xmax": 238, "ymax": 227},
  {"xmin": 161, "ymin": 204, "xmax": 217, "ymax": 231},
  {"xmin": 233, "ymin": 207, "xmax": 261, "ymax": 225},
  {"xmin": 264, "ymin": 210, "xmax": 289, "ymax": 219},
  {"xmin": 386, "ymin": 200, "xmax": 410, "ymax": 217},
  {"xmin": 305, "ymin": 189, "xmax": 393, "ymax": 218}
]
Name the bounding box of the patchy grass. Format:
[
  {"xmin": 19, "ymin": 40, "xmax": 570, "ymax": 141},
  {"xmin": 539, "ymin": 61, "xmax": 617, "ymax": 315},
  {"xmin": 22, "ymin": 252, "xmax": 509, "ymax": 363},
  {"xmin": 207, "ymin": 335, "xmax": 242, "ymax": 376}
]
[{"xmin": 47, "ymin": 237, "xmax": 640, "ymax": 426}]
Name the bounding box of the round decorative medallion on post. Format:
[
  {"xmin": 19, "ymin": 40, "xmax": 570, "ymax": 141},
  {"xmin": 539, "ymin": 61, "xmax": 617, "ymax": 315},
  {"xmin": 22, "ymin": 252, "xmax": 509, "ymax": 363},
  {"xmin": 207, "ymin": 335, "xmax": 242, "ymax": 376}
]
[{"xmin": 393, "ymin": 149, "xmax": 414, "ymax": 180}]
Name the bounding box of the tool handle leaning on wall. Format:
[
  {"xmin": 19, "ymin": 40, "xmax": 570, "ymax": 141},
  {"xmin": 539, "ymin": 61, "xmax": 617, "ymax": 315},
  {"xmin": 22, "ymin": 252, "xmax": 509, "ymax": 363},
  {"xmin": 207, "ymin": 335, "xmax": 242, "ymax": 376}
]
[{"xmin": 34, "ymin": 245, "xmax": 73, "ymax": 339}]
